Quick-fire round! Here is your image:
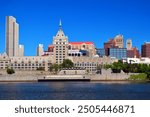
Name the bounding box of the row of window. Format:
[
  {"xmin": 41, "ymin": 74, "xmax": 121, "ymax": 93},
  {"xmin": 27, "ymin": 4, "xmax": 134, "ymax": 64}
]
[
  {"xmin": 0, "ymin": 61, "xmax": 9, "ymax": 63},
  {"xmin": 0, "ymin": 63, "xmax": 49, "ymax": 66},
  {"xmin": 56, "ymin": 49, "xmax": 66, "ymax": 51},
  {"xmin": 11, "ymin": 58, "xmax": 47, "ymax": 60},
  {"xmin": 56, "ymin": 56, "xmax": 65, "ymax": 59},
  {"xmin": 74, "ymin": 63, "xmax": 98, "ymax": 66},
  {"xmin": 56, "ymin": 50, "xmax": 65, "ymax": 53},
  {"xmin": 12, "ymin": 67, "xmax": 40, "ymax": 69},
  {"xmin": 56, "ymin": 54, "xmax": 65, "ymax": 56},
  {"xmin": 56, "ymin": 42, "xmax": 66, "ymax": 44},
  {"xmin": 56, "ymin": 46, "xmax": 66, "ymax": 48}
]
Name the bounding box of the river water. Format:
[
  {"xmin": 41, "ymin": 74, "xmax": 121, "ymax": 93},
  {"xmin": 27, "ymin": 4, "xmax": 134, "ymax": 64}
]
[{"xmin": 0, "ymin": 81, "xmax": 150, "ymax": 100}]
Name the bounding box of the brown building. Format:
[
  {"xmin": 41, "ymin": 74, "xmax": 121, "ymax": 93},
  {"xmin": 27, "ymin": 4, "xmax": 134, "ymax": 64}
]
[
  {"xmin": 142, "ymin": 42, "xmax": 150, "ymax": 58},
  {"xmin": 48, "ymin": 45, "xmax": 54, "ymax": 52},
  {"xmin": 104, "ymin": 39, "xmax": 116, "ymax": 56},
  {"xmin": 127, "ymin": 47, "xmax": 140, "ymax": 58}
]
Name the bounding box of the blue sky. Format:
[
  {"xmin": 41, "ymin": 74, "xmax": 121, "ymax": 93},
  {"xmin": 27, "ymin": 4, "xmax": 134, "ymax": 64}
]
[{"xmin": 0, "ymin": 0, "xmax": 150, "ymax": 56}]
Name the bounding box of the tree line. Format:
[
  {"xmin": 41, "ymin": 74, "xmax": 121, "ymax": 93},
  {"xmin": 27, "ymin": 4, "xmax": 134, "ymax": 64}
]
[
  {"xmin": 49, "ymin": 59, "xmax": 74, "ymax": 74},
  {"xmin": 104, "ymin": 60, "xmax": 150, "ymax": 80}
]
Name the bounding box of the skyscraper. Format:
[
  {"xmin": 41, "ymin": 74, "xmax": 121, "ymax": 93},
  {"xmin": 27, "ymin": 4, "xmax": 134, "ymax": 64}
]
[
  {"xmin": 6, "ymin": 16, "xmax": 19, "ymax": 57},
  {"xmin": 142, "ymin": 42, "xmax": 150, "ymax": 58},
  {"xmin": 53, "ymin": 20, "xmax": 68, "ymax": 64},
  {"xmin": 114, "ymin": 34, "xmax": 124, "ymax": 48},
  {"xmin": 37, "ymin": 44, "xmax": 44, "ymax": 56},
  {"xmin": 18, "ymin": 45, "xmax": 24, "ymax": 57},
  {"xmin": 126, "ymin": 39, "xmax": 132, "ymax": 50}
]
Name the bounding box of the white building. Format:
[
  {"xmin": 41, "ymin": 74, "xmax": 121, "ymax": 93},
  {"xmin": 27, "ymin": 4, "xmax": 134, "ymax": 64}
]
[
  {"xmin": 68, "ymin": 56, "xmax": 118, "ymax": 73},
  {"xmin": 37, "ymin": 44, "xmax": 44, "ymax": 56},
  {"xmin": 53, "ymin": 20, "xmax": 68, "ymax": 64},
  {"xmin": 10, "ymin": 56, "xmax": 54, "ymax": 71},
  {"xmin": 126, "ymin": 39, "xmax": 132, "ymax": 50},
  {"xmin": 0, "ymin": 53, "xmax": 10, "ymax": 69},
  {"xmin": 6, "ymin": 16, "xmax": 19, "ymax": 57},
  {"xmin": 6, "ymin": 16, "xmax": 24, "ymax": 57},
  {"xmin": 18, "ymin": 45, "xmax": 24, "ymax": 57},
  {"xmin": 0, "ymin": 52, "xmax": 55, "ymax": 71},
  {"xmin": 126, "ymin": 58, "xmax": 150, "ymax": 64}
]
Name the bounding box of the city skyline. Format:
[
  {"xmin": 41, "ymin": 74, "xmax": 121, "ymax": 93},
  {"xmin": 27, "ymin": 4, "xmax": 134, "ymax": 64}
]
[{"xmin": 0, "ymin": 0, "xmax": 150, "ymax": 56}]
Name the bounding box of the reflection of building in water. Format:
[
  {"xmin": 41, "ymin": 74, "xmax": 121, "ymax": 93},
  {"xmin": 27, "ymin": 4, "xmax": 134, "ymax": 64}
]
[{"xmin": 49, "ymin": 82, "xmax": 66, "ymax": 89}]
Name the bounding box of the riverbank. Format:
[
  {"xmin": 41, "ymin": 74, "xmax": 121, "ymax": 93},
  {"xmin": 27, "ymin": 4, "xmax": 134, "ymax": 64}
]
[
  {"xmin": 0, "ymin": 70, "xmax": 141, "ymax": 82},
  {"xmin": 0, "ymin": 70, "xmax": 49, "ymax": 82}
]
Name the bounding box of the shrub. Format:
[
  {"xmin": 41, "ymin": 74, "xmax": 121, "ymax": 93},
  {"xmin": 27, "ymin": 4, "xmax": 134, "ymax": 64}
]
[
  {"xmin": 37, "ymin": 67, "xmax": 45, "ymax": 71},
  {"xmin": 112, "ymin": 68, "xmax": 121, "ymax": 73},
  {"xmin": 7, "ymin": 68, "xmax": 15, "ymax": 74},
  {"xmin": 129, "ymin": 73, "xmax": 147, "ymax": 81}
]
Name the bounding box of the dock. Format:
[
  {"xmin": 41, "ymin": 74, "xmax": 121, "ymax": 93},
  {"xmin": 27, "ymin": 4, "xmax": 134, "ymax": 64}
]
[{"xmin": 38, "ymin": 75, "xmax": 91, "ymax": 82}]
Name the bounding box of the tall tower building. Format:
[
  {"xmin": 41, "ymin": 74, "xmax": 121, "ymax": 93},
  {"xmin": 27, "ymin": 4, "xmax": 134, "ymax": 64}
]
[
  {"xmin": 126, "ymin": 39, "xmax": 132, "ymax": 50},
  {"xmin": 18, "ymin": 45, "xmax": 24, "ymax": 57},
  {"xmin": 6, "ymin": 16, "xmax": 19, "ymax": 57},
  {"xmin": 114, "ymin": 34, "xmax": 124, "ymax": 48},
  {"xmin": 37, "ymin": 44, "xmax": 44, "ymax": 56},
  {"xmin": 53, "ymin": 20, "xmax": 68, "ymax": 64}
]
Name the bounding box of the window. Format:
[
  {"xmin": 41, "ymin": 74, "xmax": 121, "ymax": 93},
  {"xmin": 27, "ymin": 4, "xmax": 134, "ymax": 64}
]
[{"xmin": 83, "ymin": 45, "xmax": 85, "ymax": 48}]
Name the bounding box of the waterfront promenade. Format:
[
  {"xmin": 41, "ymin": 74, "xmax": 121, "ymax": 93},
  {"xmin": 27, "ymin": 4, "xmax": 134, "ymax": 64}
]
[{"xmin": 0, "ymin": 69, "xmax": 134, "ymax": 82}]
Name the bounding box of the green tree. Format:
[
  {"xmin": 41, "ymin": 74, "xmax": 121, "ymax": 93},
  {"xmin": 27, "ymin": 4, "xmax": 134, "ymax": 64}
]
[
  {"xmin": 111, "ymin": 61, "xmax": 123, "ymax": 73},
  {"xmin": 53, "ymin": 64, "xmax": 60, "ymax": 74},
  {"xmin": 103, "ymin": 64, "xmax": 112, "ymax": 70},
  {"xmin": 49, "ymin": 64, "xmax": 54, "ymax": 72},
  {"xmin": 122, "ymin": 62, "xmax": 130, "ymax": 74},
  {"xmin": 7, "ymin": 68, "xmax": 15, "ymax": 74},
  {"xmin": 61, "ymin": 59, "xmax": 74, "ymax": 68}
]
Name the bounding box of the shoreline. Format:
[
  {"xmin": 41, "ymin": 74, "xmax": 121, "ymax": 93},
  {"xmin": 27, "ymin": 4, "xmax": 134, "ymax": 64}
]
[
  {"xmin": 0, "ymin": 70, "xmax": 149, "ymax": 82},
  {"xmin": 0, "ymin": 77, "xmax": 149, "ymax": 83}
]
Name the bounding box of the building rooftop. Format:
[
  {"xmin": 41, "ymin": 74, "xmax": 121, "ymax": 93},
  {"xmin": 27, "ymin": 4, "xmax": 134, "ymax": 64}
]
[
  {"xmin": 48, "ymin": 45, "xmax": 54, "ymax": 48},
  {"xmin": 144, "ymin": 42, "xmax": 150, "ymax": 44},
  {"xmin": 69, "ymin": 42, "xmax": 94, "ymax": 45}
]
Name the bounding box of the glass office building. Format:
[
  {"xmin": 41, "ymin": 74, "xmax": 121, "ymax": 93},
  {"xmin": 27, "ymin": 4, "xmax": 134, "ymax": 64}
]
[
  {"xmin": 109, "ymin": 48, "xmax": 127, "ymax": 60},
  {"xmin": 96, "ymin": 48, "xmax": 105, "ymax": 57}
]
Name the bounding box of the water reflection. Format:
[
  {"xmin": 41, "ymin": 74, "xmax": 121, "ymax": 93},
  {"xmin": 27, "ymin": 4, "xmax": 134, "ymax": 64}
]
[{"xmin": 0, "ymin": 81, "xmax": 150, "ymax": 100}]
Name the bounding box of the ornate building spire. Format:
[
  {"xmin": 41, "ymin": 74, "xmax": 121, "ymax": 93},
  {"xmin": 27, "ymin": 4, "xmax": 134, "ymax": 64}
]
[
  {"xmin": 59, "ymin": 19, "xmax": 62, "ymax": 26},
  {"xmin": 59, "ymin": 19, "xmax": 62, "ymax": 30}
]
